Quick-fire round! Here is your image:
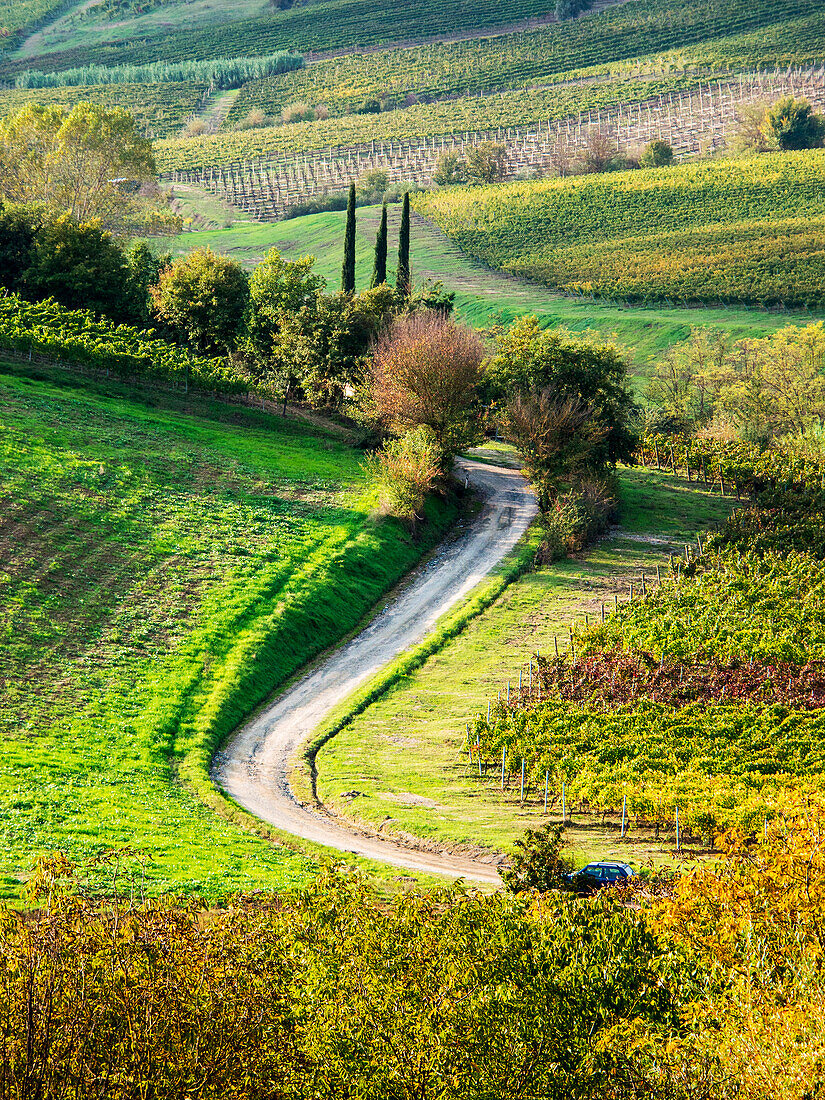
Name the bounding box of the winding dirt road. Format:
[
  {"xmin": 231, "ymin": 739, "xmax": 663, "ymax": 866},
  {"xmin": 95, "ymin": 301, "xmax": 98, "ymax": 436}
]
[{"xmin": 212, "ymin": 459, "xmax": 536, "ymax": 884}]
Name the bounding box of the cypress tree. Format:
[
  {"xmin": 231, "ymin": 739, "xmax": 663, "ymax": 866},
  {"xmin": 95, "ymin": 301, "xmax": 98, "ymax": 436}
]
[
  {"xmin": 370, "ymin": 202, "xmax": 388, "ymax": 288},
  {"xmin": 396, "ymin": 191, "xmax": 410, "ymax": 298},
  {"xmin": 341, "ymin": 182, "xmax": 356, "ymax": 293}
]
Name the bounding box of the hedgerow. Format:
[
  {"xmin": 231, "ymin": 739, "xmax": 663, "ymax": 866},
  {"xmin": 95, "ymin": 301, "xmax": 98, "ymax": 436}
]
[{"xmin": 13, "ymin": 52, "xmax": 303, "ymax": 90}]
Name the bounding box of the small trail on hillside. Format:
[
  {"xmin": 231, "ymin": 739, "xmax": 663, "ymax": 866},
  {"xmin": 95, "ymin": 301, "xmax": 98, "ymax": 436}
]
[{"xmin": 192, "ymin": 89, "xmax": 240, "ymax": 134}]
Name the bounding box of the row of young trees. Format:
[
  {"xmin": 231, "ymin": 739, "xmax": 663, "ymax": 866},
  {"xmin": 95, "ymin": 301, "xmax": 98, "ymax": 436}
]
[{"xmin": 339, "ymin": 185, "xmax": 411, "ymax": 295}]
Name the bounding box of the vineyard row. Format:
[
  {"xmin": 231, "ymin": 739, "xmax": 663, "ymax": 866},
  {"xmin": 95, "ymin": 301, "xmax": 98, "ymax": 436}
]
[{"xmin": 164, "ymin": 66, "xmax": 825, "ymax": 220}]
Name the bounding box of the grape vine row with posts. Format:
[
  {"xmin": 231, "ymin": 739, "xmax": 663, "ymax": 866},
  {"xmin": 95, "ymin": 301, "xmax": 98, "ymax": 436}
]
[{"xmin": 162, "ymin": 67, "xmax": 825, "ymax": 221}]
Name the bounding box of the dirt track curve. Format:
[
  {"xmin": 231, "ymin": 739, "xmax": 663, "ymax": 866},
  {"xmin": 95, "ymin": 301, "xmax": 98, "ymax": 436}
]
[{"xmin": 212, "ymin": 459, "xmax": 537, "ymax": 884}]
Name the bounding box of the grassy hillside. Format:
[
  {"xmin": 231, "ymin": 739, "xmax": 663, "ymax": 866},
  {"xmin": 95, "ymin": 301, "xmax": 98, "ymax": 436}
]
[
  {"xmin": 2, "ymin": 0, "xmax": 560, "ymax": 72},
  {"xmin": 3, "ymin": 0, "xmax": 816, "ymax": 79},
  {"xmin": 0, "ymin": 360, "xmax": 455, "ymax": 899},
  {"xmin": 414, "ymin": 150, "xmax": 825, "ymax": 309},
  {"xmin": 162, "ymin": 199, "xmax": 824, "ymax": 371}
]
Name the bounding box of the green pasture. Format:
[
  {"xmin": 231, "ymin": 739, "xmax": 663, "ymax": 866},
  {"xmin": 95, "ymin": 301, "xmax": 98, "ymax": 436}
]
[
  {"xmin": 312, "ymin": 468, "xmax": 735, "ymax": 873},
  {"xmin": 163, "ymin": 197, "xmax": 821, "ymax": 375},
  {"xmin": 14, "ymin": 0, "xmax": 268, "ymax": 60},
  {"xmin": 0, "ymin": 360, "xmax": 456, "ymax": 899}
]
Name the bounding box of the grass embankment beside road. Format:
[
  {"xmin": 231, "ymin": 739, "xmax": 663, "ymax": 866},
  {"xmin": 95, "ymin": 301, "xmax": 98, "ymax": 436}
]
[
  {"xmin": 163, "ymin": 195, "xmax": 822, "ymax": 377},
  {"xmin": 0, "ymin": 360, "xmax": 456, "ymax": 899},
  {"xmin": 312, "ymin": 467, "xmax": 735, "ymax": 875}
]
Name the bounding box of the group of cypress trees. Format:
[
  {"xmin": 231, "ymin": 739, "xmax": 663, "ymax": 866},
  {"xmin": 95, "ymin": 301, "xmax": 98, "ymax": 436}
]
[{"xmin": 341, "ymin": 185, "xmax": 410, "ymax": 297}]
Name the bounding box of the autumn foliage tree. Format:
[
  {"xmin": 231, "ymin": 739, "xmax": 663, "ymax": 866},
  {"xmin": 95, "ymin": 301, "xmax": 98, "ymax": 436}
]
[
  {"xmin": 366, "ymin": 425, "xmax": 443, "ymax": 520},
  {"xmin": 465, "ymin": 141, "xmax": 507, "ymax": 183},
  {"xmin": 505, "ymin": 392, "xmax": 608, "ymax": 509},
  {"xmin": 0, "ymin": 102, "xmax": 157, "ymax": 231},
  {"xmin": 0, "ymin": 858, "xmax": 691, "ymax": 1100},
  {"xmin": 369, "ymin": 310, "xmax": 485, "ymax": 468}
]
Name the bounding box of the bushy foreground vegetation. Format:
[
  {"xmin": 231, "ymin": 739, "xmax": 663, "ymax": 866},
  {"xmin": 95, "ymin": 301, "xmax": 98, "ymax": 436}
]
[
  {"xmin": 3, "ymin": 818, "xmax": 825, "ymax": 1099},
  {"xmin": 415, "ymin": 149, "xmax": 825, "ymax": 307},
  {"xmin": 0, "ymin": 363, "xmax": 456, "ymax": 896},
  {"xmin": 0, "ymin": 860, "xmax": 695, "ymax": 1099}
]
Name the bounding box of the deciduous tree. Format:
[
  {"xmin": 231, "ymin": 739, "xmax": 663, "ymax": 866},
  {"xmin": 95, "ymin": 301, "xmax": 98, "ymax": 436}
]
[
  {"xmin": 639, "ymin": 139, "xmax": 674, "ymax": 167},
  {"xmin": 369, "ymin": 310, "xmax": 485, "ymax": 467},
  {"xmin": 466, "ymin": 141, "xmax": 507, "ymax": 184},
  {"xmin": 151, "ymin": 247, "xmax": 249, "ymax": 357},
  {"xmin": 487, "ymin": 315, "xmax": 637, "ymax": 468},
  {"xmin": 432, "ymin": 151, "xmax": 467, "ymax": 186},
  {"xmin": 0, "ymin": 102, "xmax": 156, "ymax": 230},
  {"xmin": 762, "ymin": 95, "xmax": 825, "ymax": 151}
]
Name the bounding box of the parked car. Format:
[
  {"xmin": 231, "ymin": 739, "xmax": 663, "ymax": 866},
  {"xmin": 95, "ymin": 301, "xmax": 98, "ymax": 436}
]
[{"xmin": 563, "ymin": 861, "xmax": 635, "ymax": 895}]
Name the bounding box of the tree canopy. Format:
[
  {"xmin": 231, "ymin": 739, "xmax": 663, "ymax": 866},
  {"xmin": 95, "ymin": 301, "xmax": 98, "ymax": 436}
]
[
  {"xmin": 486, "ymin": 315, "xmax": 637, "ymax": 468},
  {"xmin": 0, "ymin": 103, "xmax": 157, "ymax": 231}
]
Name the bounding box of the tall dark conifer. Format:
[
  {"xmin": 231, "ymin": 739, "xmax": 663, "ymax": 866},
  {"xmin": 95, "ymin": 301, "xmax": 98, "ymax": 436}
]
[
  {"xmin": 370, "ymin": 202, "xmax": 388, "ymax": 288},
  {"xmin": 341, "ymin": 182, "xmax": 356, "ymax": 293},
  {"xmin": 396, "ymin": 192, "xmax": 410, "ymax": 298}
]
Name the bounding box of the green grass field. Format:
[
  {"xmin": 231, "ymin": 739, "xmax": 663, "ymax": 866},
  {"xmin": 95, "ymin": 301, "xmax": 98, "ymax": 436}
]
[
  {"xmin": 312, "ymin": 468, "xmax": 734, "ymax": 873},
  {"xmin": 162, "ymin": 195, "xmax": 824, "ymax": 374},
  {"xmin": 0, "ymin": 359, "xmax": 456, "ymax": 899}
]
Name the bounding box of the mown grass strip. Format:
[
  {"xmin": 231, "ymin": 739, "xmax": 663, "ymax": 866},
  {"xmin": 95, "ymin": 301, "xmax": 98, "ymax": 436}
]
[{"xmin": 292, "ymin": 524, "xmax": 543, "ymax": 805}]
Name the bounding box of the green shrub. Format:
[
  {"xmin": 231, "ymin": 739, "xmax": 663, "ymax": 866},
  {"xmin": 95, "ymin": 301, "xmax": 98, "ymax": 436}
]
[{"xmin": 366, "ymin": 425, "xmax": 442, "ymax": 520}]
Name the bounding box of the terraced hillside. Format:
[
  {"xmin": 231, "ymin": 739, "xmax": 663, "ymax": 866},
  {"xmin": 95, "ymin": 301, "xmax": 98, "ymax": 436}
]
[
  {"xmin": 3, "ymin": 0, "xmax": 824, "ymax": 224},
  {"xmin": 161, "ymin": 68, "xmax": 825, "ymax": 218},
  {"xmin": 0, "ymin": 359, "xmax": 455, "ymax": 898},
  {"xmin": 1, "ymin": 0, "xmax": 565, "ymax": 74},
  {"xmin": 414, "ymin": 149, "xmax": 825, "ymax": 308},
  {"xmin": 0, "ymin": 79, "xmax": 209, "ymax": 137},
  {"xmin": 224, "ymin": 1, "xmax": 825, "ymax": 127}
]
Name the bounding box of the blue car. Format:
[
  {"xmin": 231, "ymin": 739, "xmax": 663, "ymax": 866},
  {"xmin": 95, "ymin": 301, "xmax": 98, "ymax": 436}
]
[{"xmin": 564, "ymin": 861, "xmax": 635, "ymax": 895}]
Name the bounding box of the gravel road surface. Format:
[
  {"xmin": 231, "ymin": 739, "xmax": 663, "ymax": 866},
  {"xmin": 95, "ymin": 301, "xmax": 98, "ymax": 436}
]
[{"xmin": 212, "ymin": 459, "xmax": 537, "ymax": 884}]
